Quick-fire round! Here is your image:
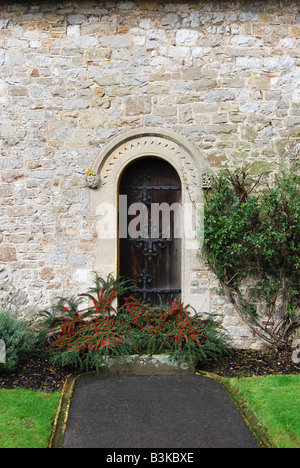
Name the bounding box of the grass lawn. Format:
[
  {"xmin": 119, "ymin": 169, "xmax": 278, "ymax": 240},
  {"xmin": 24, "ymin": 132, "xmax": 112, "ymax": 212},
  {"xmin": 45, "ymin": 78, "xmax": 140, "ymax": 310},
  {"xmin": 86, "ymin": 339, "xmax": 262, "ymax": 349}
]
[
  {"xmin": 228, "ymin": 374, "xmax": 300, "ymax": 448},
  {"xmin": 0, "ymin": 389, "xmax": 60, "ymax": 448}
]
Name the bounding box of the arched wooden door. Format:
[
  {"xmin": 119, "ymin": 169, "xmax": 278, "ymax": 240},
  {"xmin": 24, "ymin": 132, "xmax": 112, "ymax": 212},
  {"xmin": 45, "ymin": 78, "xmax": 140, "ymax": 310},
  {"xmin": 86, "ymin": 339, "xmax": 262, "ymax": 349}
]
[{"xmin": 119, "ymin": 157, "xmax": 181, "ymax": 306}]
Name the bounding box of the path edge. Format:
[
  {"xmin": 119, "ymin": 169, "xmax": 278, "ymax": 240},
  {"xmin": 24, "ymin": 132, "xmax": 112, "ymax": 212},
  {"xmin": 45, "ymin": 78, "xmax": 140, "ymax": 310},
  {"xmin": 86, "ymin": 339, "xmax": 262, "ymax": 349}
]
[
  {"xmin": 196, "ymin": 371, "xmax": 274, "ymax": 449},
  {"xmin": 49, "ymin": 372, "xmax": 82, "ymax": 449}
]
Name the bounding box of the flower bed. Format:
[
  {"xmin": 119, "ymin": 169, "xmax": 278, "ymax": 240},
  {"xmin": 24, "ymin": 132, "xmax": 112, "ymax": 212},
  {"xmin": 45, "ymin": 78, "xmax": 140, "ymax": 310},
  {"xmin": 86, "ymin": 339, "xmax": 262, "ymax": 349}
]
[{"xmin": 43, "ymin": 275, "xmax": 229, "ymax": 372}]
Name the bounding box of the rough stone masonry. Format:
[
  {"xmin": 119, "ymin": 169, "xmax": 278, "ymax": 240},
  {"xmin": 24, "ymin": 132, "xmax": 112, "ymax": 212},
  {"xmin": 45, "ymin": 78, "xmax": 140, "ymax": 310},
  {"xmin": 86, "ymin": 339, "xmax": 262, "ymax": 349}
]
[{"xmin": 0, "ymin": 0, "xmax": 299, "ymax": 348}]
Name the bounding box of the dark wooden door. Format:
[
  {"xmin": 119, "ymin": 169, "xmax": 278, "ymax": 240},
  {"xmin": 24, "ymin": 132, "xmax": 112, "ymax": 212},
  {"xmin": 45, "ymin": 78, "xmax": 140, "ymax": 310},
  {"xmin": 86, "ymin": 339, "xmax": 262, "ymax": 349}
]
[{"xmin": 119, "ymin": 157, "xmax": 181, "ymax": 306}]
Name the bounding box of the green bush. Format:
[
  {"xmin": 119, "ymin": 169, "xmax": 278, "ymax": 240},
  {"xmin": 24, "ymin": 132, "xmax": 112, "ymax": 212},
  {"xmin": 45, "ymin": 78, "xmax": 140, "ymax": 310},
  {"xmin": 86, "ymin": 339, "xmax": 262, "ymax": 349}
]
[
  {"xmin": 0, "ymin": 306, "xmax": 37, "ymax": 372},
  {"xmin": 202, "ymin": 167, "xmax": 300, "ymax": 349}
]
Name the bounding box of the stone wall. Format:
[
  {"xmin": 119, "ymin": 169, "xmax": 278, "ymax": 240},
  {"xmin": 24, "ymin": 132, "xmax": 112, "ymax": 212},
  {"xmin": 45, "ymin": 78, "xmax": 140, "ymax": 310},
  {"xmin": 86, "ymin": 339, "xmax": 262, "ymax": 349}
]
[{"xmin": 0, "ymin": 0, "xmax": 299, "ymax": 348}]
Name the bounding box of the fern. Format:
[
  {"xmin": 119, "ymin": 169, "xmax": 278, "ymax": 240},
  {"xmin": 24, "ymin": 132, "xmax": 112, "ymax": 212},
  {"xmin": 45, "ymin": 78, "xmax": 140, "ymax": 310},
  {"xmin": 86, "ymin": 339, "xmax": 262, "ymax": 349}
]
[{"xmin": 44, "ymin": 281, "xmax": 230, "ymax": 371}]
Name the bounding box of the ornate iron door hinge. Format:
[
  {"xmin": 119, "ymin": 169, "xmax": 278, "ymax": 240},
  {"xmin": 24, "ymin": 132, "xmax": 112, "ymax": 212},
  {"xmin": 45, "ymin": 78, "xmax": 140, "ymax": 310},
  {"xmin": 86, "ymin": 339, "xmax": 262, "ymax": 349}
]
[
  {"xmin": 129, "ymin": 269, "xmax": 181, "ymax": 304},
  {"xmin": 130, "ymin": 221, "xmax": 172, "ymax": 262}
]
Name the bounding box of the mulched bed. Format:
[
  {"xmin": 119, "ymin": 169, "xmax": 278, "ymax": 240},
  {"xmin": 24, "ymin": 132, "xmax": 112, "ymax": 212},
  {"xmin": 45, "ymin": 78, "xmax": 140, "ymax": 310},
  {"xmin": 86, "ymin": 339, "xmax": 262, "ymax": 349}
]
[
  {"xmin": 0, "ymin": 354, "xmax": 71, "ymax": 393},
  {"xmin": 197, "ymin": 348, "xmax": 300, "ymax": 378},
  {"xmin": 0, "ymin": 349, "xmax": 299, "ymax": 393}
]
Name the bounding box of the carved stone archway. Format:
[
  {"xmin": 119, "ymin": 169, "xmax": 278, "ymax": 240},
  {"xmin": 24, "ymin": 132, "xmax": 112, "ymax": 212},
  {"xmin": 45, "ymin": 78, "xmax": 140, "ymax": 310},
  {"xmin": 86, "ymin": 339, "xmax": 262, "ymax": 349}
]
[{"xmin": 89, "ymin": 128, "xmax": 210, "ymax": 312}]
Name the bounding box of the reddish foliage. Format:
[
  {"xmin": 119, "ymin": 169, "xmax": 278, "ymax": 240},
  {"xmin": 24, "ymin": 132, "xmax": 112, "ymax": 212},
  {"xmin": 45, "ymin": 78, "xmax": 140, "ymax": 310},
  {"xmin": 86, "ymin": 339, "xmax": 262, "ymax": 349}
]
[{"xmin": 47, "ymin": 296, "xmax": 207, "ymax": 356}]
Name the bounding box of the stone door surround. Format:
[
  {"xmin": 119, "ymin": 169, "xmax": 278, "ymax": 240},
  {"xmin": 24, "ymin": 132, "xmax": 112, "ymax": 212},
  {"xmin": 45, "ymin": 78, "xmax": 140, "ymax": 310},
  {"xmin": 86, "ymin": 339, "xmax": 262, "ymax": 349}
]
[{"xmin": 90, "ymin": 127, "xmax": 210, "ymax": 312}]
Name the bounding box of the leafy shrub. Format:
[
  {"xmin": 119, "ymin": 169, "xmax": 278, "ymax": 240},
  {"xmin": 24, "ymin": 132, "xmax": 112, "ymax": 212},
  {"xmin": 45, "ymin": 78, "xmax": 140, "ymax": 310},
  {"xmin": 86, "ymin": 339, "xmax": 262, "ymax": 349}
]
[
  {"xmin": 123, "ymin": 297, "xmax": 229, "ymax": 364},
  {"xmin": 0, "ymin": 306, "xmax": 37, "ymax": 372},
  {"xmin": 44, "ymin": 274, "xmax": 230, "ymax": 371},
  {"xmin": 202, "ymin": 167, "xmax": 300, "ymax": 349}
]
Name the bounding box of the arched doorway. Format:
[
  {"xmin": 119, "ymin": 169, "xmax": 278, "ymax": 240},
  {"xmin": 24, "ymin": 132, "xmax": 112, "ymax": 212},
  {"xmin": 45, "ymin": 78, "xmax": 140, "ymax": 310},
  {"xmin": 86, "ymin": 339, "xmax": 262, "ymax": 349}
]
[
  {"xmin": 119, "ymin": 157, "xmax": 182, "ymax": 306},
  {"xmin": 90, "ymin": 128, "xmax": 210, "ymax": 314}
]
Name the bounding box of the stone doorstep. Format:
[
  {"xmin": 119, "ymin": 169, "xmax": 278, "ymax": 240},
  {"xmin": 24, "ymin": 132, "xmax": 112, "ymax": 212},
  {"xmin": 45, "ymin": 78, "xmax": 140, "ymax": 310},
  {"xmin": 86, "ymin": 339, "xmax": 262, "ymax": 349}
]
[{"xmin": 98, "ymin": 354, "xmax": 195, "ymax": 375}]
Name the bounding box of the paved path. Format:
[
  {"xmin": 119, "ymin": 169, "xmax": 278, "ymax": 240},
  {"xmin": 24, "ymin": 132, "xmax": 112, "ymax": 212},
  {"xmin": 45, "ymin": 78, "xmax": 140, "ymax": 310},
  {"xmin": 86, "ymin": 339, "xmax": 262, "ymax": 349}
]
[{"xmin": 62, "ymin": 374, "xmax": 260, "ymax": 449}]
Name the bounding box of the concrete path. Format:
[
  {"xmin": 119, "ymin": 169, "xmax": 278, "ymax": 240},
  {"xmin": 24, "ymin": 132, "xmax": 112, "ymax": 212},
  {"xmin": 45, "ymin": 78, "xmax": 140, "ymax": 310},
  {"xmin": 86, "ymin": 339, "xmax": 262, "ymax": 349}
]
[{"xmin": 62, "ymin": 374, "xmax": 260, "ymax": 449}]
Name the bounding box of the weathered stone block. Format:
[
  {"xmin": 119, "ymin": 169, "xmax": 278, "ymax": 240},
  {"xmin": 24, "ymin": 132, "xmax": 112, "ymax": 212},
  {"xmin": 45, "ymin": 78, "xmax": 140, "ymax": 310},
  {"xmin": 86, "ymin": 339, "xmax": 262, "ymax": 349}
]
[
  {"xmin": 182, "ymin": 67, "xmax": 202, "ymax": 80},
  {"xmin": 231, "ymin": 35, "xmax": 263, "ymax": 47},
  {"xmin": 154, "ymin": 106, "xmax": 177, "ymax": 117},
  {"xmin": 146, "ymin": 29, "xmax": 167, "ymax": 48},
  {"xmin": 69, "ymin": 254, "xmax": 87, "ymax": 266},
  {"xmin": 194, "ymin": 77, "xmax": 217, "ymax": 90},
  {"xmin": 0, "ymin": 124, "xmax": 15, "ymax": 138},
  {"xmin": 46, "ymin": 247, "xmax": 67, "ymax": 265},
  {"xmin": 74, "ymin": 36, "xmax": 98, "ymax": 48},
  {"xmin": 9, "ymin": 86, "xmax": 28, "ymax": 96},
  {"xmin": 7, "ymin": 38, "xmax": 28, "ymax": 49},
  {"xmin": 263, "ymin": 56, "xmax": 294, "ymax": 72},
  {"xmin": 0, "ymin": 48, "xmax": 9, "ymax": 66},
  {"xmin": 206, "ymin": 90, "xmax": 235, "ymax": 102},
  {"xmin": 170, "ymin": 81, "xmax": 194, "ymax": 93},
  {"xmin": 67, "ymin": 14, "xmax": 86, "ymax": 25},
  {"xmin": 98, "ymin": 35, "xmax": 132, "ymax": 48},
  {"xmin": 125, "ymin": 96, "xmax": 151, "ymax": 115},
  {"xmin": 95, "ymin": 75, "xmax": 120, "ymax": 86},
  {"xmin": 0, "ymin": 246, "xmax": 17, "ymax": 262},
  {"xmin": 64, "ymin": 99, "xmax": 90, "ymax": 110},
  {"xmin": 67, "ymin": 24, "xmax": 80, "ymax": 37},
  {"xmin": 99, "ymin": 354, "xmax": 195, "ymax": 375},
  {"xmin": 40, "ymin": 267, "xmax": 54, "ymax": 281},
  {"xmin": 176, "ymin": 28, "xmax": 198, "ymax": 46},
  {"xmin": 167, "ymin": 46, "xmax": 189, "ymax": 57},
  {"xmin": 236, "ymin": 57, "xmax": 260, "ymax": 70},
  {"xmin": 249, "ymin": 75, "xmax": 270, "ymax": 90}
]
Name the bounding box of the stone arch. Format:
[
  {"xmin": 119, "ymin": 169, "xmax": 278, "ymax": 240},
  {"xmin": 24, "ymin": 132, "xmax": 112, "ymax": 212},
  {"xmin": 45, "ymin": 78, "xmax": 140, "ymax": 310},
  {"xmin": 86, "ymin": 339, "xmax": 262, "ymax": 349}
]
[
  {"xmin": 92, "ymin": 127, "xmax": 209, "ymax": 199},
  {"xmin": 90, "ymin": 128, "xmax": 209, "ymax": 312}
]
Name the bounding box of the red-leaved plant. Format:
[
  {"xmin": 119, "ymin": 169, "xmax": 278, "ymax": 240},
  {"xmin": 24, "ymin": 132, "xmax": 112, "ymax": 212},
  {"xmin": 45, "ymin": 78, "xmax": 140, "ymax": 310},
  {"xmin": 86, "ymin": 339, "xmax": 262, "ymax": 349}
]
[{"xmin": 42, "ymin": 274, "xmax": 230, "ymax": 371}]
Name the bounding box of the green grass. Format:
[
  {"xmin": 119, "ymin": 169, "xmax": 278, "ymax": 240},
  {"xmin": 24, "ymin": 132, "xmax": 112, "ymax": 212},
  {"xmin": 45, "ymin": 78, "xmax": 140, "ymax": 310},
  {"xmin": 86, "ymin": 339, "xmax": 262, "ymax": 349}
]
[
  {"xmin": 228, "ymin": 374, "xmax": 300, "ymax": 448},
  {"xmin": 0, "ymin": 389, "xmax": 60, "ymax": 448}
]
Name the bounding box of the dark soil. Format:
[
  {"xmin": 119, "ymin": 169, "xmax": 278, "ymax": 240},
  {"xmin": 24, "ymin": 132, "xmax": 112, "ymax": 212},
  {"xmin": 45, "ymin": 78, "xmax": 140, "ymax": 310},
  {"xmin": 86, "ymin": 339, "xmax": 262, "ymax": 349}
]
[
  {"xmin": 197, "ymin": 348, "xmax": 300, "ymax": 378},
  {"xmin": 0, "ymin": 354, "xmax": 71, "ymax": 393},
  {"xmin": 0, "ymin": 349, "xmax": 299, "ymax": 393}
]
